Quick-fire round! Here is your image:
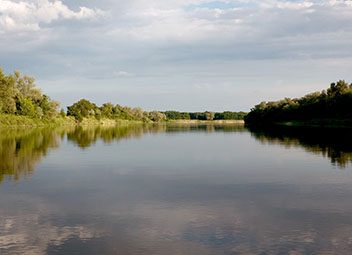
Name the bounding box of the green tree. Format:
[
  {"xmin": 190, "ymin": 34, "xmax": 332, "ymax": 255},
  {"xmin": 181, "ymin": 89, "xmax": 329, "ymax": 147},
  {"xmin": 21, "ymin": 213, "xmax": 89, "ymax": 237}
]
[
  {"xmin": 100, "ymin": 103, "xmax": 114, "ymax": 118},
  {"xmin": 16, "ymin": 97, "xmax": 38, "ymax": 118},
  {"xmin": 67, "ymin": 99, "xmax": 98, "ymax": 121},
  {"xmin": 13, "ymin": 71, "xmax": 42, "ymax": 101},
  {"xmin": 148, "ymin": 111, "xmax": 166, "ymax": 122},
  {"xmin": 38, "ymin": 95, "xmax": 59, "ymax": 118},
  {"xmin": 0, "ymin": 69, "xmax": 16, "ymax": 114},
  {"xmin": 205, "ymin": 111, "xmax": 215, "ymax": 120}
]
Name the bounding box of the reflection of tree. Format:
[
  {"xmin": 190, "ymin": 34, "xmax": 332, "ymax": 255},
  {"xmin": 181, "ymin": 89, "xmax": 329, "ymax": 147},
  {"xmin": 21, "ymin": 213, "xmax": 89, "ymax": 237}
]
[
  {"xmin": 165, "ymin": 123, "xmax": 246, "ymax": 133},
  {"xmin": 66, "ymin": 124, "xmax": 166, "ymax": 149},
  {"xmin": 67, "ymin": 123, "xmax": 247, "ymax": 149},
  {"xmin": 0, "ymin": 128, "xmax": 62, "ymax": 183},
  {"xmin": 248, "ymin": 125, "xmax": 352, "ymax": 168},
  {"xmin": 0, "ymin": 123, "xmax": 247, "ymax": 182}
]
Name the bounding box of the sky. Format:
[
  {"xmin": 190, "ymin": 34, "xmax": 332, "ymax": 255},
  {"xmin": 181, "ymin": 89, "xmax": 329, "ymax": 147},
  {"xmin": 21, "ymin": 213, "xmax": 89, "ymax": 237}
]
[{"xmin": 0, "ymin": 0, "xmax": 352, "ymax": 111}]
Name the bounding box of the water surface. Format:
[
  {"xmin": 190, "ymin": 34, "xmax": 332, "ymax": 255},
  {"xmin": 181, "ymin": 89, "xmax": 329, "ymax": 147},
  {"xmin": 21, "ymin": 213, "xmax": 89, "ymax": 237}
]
[{"xmin": 1, "ymin": 124, "xmax": 352, "ymax": 255}]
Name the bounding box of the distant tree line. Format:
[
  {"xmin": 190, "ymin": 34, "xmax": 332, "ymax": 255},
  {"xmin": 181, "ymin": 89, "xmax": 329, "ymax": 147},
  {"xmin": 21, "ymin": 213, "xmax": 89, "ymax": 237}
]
[
  {"xmin": 0, "ymin": 68, "xmax": 246, "ymax": 123},
  {"xmin": 0, "ymin": 69, "xmax": 59, "ymax": 118},
  {"xmin": 67, "ymin": 99, "xmax": 166, "ymax": 122},
  {"xmin": 66, "ymin": 102, "xmax": 247, "ymax": 122},
  {"xmin": 245, "ymin": 80, "xmax": 352, "ymax": 125},
  {"xmin": 163, "ymin": 111, "xmax": 247, "ymax": 120}
]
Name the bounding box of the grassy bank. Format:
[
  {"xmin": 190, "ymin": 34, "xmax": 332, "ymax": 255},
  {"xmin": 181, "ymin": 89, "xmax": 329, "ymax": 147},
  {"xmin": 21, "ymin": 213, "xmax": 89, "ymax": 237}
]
[
  {"xmin": 78, "ymin": 118, "xmax": 144, "ymax": 127},
  {"xmin": 0, "ymin": 114, "xmax": 147, "ymax": 128},
  {"xmin": 0, "ymin": 114, "xmax": 244, "ymax": 128},
  {"xmin": 0, "ymin": 114, "xmax": 77, "ymax": 128}
]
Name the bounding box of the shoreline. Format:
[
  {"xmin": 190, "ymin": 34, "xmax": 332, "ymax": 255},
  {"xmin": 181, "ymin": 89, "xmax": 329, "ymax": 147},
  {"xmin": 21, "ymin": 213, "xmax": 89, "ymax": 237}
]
[
  {"xmin": 0, "ymin": 115, "xmax": 144, "ymax": 128},
  {"xmin": 0, "ymin": 114, "xmax": 245, "ymax": 128},
  {"xmin": 245, "ymin": 119, "xmax": 352, "ymax": 129}
]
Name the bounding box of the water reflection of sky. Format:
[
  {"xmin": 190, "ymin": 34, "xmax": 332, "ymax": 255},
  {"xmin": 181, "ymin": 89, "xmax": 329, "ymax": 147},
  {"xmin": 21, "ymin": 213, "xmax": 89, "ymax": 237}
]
[{"xmin": 1, "ymin": 125, "xmax": 352, "ymax": 254}]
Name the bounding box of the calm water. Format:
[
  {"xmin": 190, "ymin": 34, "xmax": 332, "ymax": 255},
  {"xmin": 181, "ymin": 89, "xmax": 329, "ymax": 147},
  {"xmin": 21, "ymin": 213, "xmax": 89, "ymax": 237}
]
[{"xmin": 1, "ymin": 124, "xmax": 352, "ymax": 255}]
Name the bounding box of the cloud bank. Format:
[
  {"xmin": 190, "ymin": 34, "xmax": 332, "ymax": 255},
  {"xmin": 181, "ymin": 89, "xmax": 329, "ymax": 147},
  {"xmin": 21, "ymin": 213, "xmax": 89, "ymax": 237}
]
[
  {"xmin": 1, "ymin": 0, "xmax": 352, "ymax": 111},
  {"xmin": 0, "ymin": 0, "xmax": 104, "ymax": 32}
]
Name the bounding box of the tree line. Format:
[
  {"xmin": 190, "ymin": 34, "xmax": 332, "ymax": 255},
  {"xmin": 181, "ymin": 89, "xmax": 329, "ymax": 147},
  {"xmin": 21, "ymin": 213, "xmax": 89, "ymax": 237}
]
[
  {"xmin": 66, "ymin": 99, "xmax": 166, "ymax": 122},
  {"xmin": 163, "ymin": 111, "xmax": 247, "ymax": 120},
  {"xmin": 0, "ymin": 68, "xmax": 247, "ymax": 123},
  {"xmin": 245, "ymin": 80, "xmax": 352, "ymax": 125},
  {"xmin": 66, "ymin": 102, "xmax": 247, "ymax": 122}
]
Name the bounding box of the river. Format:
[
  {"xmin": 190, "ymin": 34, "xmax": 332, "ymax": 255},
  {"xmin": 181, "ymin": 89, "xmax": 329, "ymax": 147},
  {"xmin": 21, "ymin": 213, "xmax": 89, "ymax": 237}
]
[{"xmin": 1, "ymin": 124, "xmax": 352, "ymax": 254}]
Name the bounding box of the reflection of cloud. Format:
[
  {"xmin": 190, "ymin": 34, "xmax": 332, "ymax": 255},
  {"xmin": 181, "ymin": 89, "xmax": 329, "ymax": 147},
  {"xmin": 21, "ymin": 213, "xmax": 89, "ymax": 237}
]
[
  {"xmin": 3, "ymin": 193, "xmax": 352, "ymax": 254},
  {"xmin": 125, "ymin": 199, "xmax": 352, "ymax": 254},
  {"xmin": 0, "ymin": 214, "xmax": 103, "ymax": 255}
]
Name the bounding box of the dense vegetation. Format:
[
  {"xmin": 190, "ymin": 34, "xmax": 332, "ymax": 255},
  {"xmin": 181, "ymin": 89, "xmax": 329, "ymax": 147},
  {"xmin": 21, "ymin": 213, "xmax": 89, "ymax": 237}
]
[
  {"xmin": 66, "ymin": 101, "xmax": 246, "ymax": 122},
  {"xmin": 66, "ymin": 101, "xmax": 247, "ymax": 123},
  {"xmin": 0, "ymin": 68, "xmax": 168, "ymax": 124},
  {"xmin": 164, "ymin": 111, "xmax": 247, "ymax": 120},
  {"xmin": 0, "ymin": 69, "xmax": 59, "ymax": 119},
  {"xmin": 67, "ymin": 99, "xmax": 166, "ymax": 122},
  {"xmin": 245, "ymin": 80, "xmax": 352, "ymax": 126}
]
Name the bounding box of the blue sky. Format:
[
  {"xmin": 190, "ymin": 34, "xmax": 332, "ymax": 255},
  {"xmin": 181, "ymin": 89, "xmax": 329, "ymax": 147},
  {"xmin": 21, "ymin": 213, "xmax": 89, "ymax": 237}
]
[{"xmin": 1, "ymin": 0, "xmax": 352, "ymax": 111}]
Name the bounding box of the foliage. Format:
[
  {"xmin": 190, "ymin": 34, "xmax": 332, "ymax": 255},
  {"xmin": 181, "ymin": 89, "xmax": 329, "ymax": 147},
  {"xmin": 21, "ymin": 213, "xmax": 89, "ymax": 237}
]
[
  {"xmin": 214, "ymin": 111, "xmax": 247, "ymax": 120},
  {"xmin": 67, "ymin": 99, "xmax": 166, "ymax": 122},
  {"xmin": 245, "ymin": 80, "xmax": 352, "ymax": 125},
  {"xmin": 17, "ymin": 97, "xmax": 38, "ymax": 118},
  {"xmin": 0, "ymin": 68, "xmax": 59, "ymax": 119},
  {"xmin": 148, "ymin": 111, "xmax": 167, "ymax": 122},
  {"xmin": 67, "ymin": 99, "xmax": 98, "ymax": 121},
  {"xmin": 164, "ymin": 111, "xmax": 247, "ymax": 120},
  {"xmin": 0, "ymin": 114, "xmax": 75, "ymax": 128}
]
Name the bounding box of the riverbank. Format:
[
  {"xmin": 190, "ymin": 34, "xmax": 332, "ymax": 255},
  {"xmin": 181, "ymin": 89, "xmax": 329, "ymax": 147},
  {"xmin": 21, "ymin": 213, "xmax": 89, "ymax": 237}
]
[
  {"xmin": 0, "ymin": 114, "xmax": 145, "ymax": 128},
  {"xmin": 78, "ymin": 118, "xmax": 144, "ymax": 127},
  {"xmin": 0, "ymin": 114, "xmax": 76, "ymax": 128},
  {"xmin": 245, "ymin": 119, "xmax": 352, "ymax": 129},
  {"xmin": 0, "ymin": 114, "xmax": 245, "ymax": 128}
]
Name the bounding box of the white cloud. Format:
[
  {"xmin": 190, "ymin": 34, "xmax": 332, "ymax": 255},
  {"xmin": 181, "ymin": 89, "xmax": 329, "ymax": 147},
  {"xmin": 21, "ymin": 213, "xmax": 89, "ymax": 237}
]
[
  {"xmin": 275, "ymin": 1, "xmax": 314, "ymax": 10},
  {"xmin": 0, "ymin": 0, "xmax": 104, "ymax": 32},
  {"xmin": 114, "ymin": 70, "xmax": 134, "ymax": 77},
  {"xmin": 328, "ymin": 0, "xmax": 352, "ymax": 7},
  {"xmin": 104, "ymin": 0, "xmax": 352, "ymax": 44}
]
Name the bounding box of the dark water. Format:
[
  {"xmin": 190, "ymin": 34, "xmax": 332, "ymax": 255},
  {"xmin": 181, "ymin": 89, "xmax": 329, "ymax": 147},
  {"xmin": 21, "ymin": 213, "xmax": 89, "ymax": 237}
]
[{"xmin": 1, "ymin": 124, "xmax": 352, "ymax": 255}]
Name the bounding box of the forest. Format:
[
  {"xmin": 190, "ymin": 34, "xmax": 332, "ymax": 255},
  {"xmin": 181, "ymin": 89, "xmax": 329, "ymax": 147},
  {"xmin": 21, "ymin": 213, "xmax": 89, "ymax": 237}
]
[
  {"xmin": 66, "ymin": 101, "xmax": 247, "ymax": 122},
  {"xmin": 245, "ymin": 80, "xmax": 352, "ymax": 126}
]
